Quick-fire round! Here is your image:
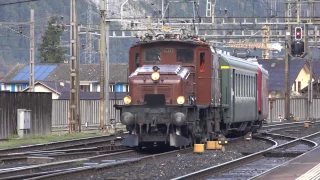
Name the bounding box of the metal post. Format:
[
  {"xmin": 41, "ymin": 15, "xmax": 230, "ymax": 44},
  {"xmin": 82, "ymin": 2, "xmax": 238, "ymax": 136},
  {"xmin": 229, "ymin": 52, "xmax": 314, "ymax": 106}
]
[
  {"xmin": 285, "ymin": 24, "xmax": 291, "ymax": 120},
  {"xmin": 309, "ymin": 26, "xmax": 317, "ymax": 120},
  {"xmin": 105, "ymin": 19, "xmax": 110, "ymax": 126},
  {"xmin": 77, "ymin": 26, "xmax": 81, "ymax": 132},
  {"xmin": 29, "ymin": 9, "xmax": 35, "ymax": 92},
  {"xmin": 69, "ymin": 0, "xmax": 79, "ymax": 132},
  {"xmin": 100, "ymin": 0, "xmax": 106, "ymax": 130}
]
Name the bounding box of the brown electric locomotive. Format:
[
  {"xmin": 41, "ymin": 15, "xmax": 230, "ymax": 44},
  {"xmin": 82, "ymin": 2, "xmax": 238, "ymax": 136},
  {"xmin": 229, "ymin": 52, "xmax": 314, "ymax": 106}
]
[{"xmin": 115, "ymin": 28, "xmax": 269, "ymax": 149}]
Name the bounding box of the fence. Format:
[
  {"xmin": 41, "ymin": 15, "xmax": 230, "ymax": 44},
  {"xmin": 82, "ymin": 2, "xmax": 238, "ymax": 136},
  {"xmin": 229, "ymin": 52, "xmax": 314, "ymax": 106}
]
[
  {"xmin": 0, "ymin": 92, "xmax": 52, "ymax": 139},
  {"xmin": 52, "ymin": 98, "xmax": 320, "ymax": 127},
  {"xmin": 52, "ymin": 100, "xmax": 124, "ymax": 126},
  {"xmin": 268, "ymin": 98, "xmax": 320, "ymax": 121}
]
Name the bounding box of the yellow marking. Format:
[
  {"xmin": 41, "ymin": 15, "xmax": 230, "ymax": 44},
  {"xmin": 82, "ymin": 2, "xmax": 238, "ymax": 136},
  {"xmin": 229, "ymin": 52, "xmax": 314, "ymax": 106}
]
[
  {"xmin": 194, "ymin": 144, "xmax": 205, "ymax": 153},
  {"xmin": 161, "ymin": 26, "xmax": 171, "ymax": 31},
  {"xmin": 221, "ymin": 66, "xmax": 230, "ymax": 69}
]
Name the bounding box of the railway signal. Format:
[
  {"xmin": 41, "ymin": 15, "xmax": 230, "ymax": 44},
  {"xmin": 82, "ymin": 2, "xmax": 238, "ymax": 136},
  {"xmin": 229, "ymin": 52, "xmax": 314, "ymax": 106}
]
[{"xmin": 295, "ymin": 27, "xmax": 302, "ymax": 41}]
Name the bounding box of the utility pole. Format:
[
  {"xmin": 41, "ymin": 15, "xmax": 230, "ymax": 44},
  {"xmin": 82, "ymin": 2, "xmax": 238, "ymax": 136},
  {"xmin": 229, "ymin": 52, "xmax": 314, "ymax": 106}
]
[
  {"xmin": 105, "ymin": 18, "xmax": 110, "ymax": 126},
  {"xmin": 285, "ymin": 24, "xmax": 291, "ymax": 121},
  {"xmin": 100, "ymin": 0, "xmax": 106, "ymax": 130},
  {"xmin": 69, "ymin": 0, "xmax": 80, "ymax": 133},
  {"xmin": 308, "ymin": 26, "xmax": 317, "ymax": 121},
  {"xmin": 29, "ymin": 9, "xmax": 35, "ymax": 92}
]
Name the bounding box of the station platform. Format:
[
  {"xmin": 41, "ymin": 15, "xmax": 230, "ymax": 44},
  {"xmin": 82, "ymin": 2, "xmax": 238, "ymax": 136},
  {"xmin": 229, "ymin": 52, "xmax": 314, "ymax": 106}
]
[{"xmin": 255, "ymin": 146, "xmax": 320, "ymax": 180}]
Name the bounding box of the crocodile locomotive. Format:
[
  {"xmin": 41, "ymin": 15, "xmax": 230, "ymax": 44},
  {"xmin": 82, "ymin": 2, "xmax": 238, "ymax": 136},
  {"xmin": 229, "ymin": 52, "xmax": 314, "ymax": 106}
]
[{"xmin": 115, "ymin": 29, "xmax": 269, "ymax": 149}]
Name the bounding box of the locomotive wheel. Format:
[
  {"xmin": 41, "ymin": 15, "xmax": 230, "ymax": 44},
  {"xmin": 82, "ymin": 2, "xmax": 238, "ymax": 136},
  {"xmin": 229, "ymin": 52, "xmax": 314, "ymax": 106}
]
[
  {"xmin": 188, "ymin": 134, "xmax": 194, "ymax": 147},
  {"xmin": 135, "ymin": 145, "xmax": 143, "ymax": 151}
]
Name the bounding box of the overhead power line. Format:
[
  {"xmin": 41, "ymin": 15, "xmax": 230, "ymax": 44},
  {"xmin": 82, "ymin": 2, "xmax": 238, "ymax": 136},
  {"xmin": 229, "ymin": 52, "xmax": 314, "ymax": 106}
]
[{"xmin": 0, "ymin": 0, "xmax": 43, "ymax": 7}]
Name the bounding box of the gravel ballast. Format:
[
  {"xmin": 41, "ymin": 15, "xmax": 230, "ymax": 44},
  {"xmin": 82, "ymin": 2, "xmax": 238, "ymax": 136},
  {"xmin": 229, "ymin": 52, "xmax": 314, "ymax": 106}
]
[{"xmin": 84, "ymin": 138, "xmax": 273, "ymax": 180}]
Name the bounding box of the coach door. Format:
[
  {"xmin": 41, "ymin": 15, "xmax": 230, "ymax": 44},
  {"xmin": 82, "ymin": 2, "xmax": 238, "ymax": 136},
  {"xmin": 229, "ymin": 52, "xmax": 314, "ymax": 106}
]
[{"xmin": 197, "ymin": 50, "xmax": 211, "ymax": 104}]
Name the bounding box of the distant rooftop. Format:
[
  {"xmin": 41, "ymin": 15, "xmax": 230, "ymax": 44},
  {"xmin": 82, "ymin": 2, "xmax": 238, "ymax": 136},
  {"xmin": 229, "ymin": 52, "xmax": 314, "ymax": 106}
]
[{"xmin": 1, "ymin": 63, "xmax": 129, "ymax": 84}]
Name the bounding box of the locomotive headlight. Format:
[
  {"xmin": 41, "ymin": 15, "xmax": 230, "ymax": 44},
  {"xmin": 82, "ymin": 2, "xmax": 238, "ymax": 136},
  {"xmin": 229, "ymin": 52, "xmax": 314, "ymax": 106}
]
[
  {"xmin": 177, "ymin": 96, "xmax": 185, "ymax": 105},
  {"xmin": 123, "ymin": 95, "xmax": 132, "ymax": 104},
  {"xmin": 151, "ymin": 72, "xmax": 160, "ymax": 81}
]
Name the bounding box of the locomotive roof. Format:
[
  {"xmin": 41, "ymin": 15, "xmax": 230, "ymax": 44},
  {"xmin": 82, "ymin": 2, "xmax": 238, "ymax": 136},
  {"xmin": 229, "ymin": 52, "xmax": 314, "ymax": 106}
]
[{"xmin": 131, "ymin": 39, "xmax": 210, "ymax": 48}]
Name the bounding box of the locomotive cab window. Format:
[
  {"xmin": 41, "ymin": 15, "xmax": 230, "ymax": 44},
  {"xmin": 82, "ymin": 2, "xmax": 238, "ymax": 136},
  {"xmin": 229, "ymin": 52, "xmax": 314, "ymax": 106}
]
[
  {"xmin": 145, "ymin": 48, "xmax": 161, "ymax": 62},
  {"xmin": 135, "ymin": 53, "xmax": 140, "ymax": 69},
  {"xmin": 177, "ymin": 48, "xmax": 194, "ymax": 63},
  {"xmin": 200, "ymin": 53, "xmax": 205, "ymax": 72}
]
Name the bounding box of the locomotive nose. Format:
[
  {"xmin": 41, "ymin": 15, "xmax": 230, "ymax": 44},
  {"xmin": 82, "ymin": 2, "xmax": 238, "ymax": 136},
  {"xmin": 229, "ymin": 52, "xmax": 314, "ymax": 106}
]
[
  {"xmin": 171, "ymin": 112, "xmax": 187, "ymax": 126},
  {"xmin": 120, "ymin": 112, "xmax": 135, "ymax": 125}
]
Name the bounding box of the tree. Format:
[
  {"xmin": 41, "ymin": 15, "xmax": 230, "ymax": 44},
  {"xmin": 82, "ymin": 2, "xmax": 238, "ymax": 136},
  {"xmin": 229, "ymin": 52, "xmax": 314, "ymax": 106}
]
[{"xmin": 38, "ymin": 16, "xmax": 67, "ymax": 63}]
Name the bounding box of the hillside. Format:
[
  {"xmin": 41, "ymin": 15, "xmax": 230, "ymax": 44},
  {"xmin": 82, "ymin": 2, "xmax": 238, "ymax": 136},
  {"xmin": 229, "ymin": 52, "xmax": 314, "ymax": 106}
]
[{"xmin": 0, "ymin": 0, "xmax": 268, "ymax": 75}]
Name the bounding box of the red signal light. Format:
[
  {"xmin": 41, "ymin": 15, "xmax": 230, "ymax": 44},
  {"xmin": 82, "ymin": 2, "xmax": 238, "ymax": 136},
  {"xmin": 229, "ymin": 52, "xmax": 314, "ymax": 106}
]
[{"xmin": 295, "ymin": 27, "xmax": 302, "ymax": 40}]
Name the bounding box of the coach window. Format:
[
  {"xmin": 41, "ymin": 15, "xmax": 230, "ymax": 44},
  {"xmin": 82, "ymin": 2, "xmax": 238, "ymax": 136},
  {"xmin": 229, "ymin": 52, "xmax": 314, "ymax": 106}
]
[
  {"xmin": 200, "ymin": 53, "xmax": 205, "ymax": 72},
  {"xmin": 236, "ymin": 74, "xmax": 238, "ymax": 96},
  {"xmin": 145, "ymin": 48, "xmax": 161, "ymax": 62},
  {"xmin": 250, "ymin": 76, "xmax": 252, "ymax": 97},
  {"xmin": 177, "ymin": 48, "xmax": 194, "ymax": 63},
  {"xmin": 246, "ymin": 76, "xmax": 248, "ymax": 97},
  {"xmin": 248, "ymin": 76, "xmax": 252, "ymax": 97}
]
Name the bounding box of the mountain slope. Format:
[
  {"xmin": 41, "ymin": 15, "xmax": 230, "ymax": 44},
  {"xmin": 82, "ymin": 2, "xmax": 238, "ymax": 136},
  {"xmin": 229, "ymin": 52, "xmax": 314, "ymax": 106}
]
[{"xmin": 0, "ymin": 0, "xmax": 268, "ymax": 75}]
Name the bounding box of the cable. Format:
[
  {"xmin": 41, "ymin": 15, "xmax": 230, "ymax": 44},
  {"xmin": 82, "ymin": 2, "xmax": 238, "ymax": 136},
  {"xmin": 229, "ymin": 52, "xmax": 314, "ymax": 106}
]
[{"xmin": 0, "ymin": 0, "xmax": 44, "ymax": 6}]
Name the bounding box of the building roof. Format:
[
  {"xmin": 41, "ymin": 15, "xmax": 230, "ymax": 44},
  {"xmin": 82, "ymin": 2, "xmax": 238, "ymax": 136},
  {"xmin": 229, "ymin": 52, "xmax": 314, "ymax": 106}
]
[
  {"xmin": 311, "ymin": 60, "xmax": 320, "ymax": 78},
  {"xmin": 1, "ymin": 63, "xmax": 129, "ymax": 83},
  {"xmin": 1, "ymin": 64, "xmax": 25, "ymax": 83},
  {"xmin": 257, "ymin": 59, "xmax": 307, "ymax": 92},
  {"xmin": 58, "ymin": 92, "xmax": 127, "ymax": 100},
  {"xmin": 21, "ymin": 81, "xmax": 71, "ymax": 94}
]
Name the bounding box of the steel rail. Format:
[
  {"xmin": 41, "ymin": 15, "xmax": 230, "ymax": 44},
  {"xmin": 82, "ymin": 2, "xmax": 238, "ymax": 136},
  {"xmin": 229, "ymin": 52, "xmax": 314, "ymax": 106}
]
[
  {"xmin": 171, "ymin": 131, "xmax": 320, "ymax": 180},
  {"xmin": 0, "ymin": 149, "xmax": 139, "ymax": 179},
  {"xmin": 261, "ymin": 120, "xmax": 320, "ymax": 131},
  {"xmin": 0, "ymin": 133, "xmax": 127, "ymax": 154}
]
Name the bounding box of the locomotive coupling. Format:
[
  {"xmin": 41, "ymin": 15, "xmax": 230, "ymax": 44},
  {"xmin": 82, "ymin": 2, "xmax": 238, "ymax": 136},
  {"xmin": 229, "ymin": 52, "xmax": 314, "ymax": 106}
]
[
  {"xmin": 120, "ymin": 112, "xmax": 135, "ymax": 125},
  {"xmin": 171, "ymin": 112, "xmax": 187, "ymax": 126}
]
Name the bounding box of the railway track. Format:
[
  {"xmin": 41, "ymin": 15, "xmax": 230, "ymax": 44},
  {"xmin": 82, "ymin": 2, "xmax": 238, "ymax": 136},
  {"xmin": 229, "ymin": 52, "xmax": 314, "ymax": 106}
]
[
  {"xmin": 0, "ymin": 149, "xmax": 141, "ymax": 179},
  {"xmin": 260, "ymin": 120, "xmax": 319, "ymax": 132},
  {"xmin": 172, "ymin": 131, "xmax": 320, "ymax": 180},
  {"xmin": 0, "ymin": 133, "xmax": 127, "ymax": 154},
  {"xmin": 0, "ymin": 144, "xmax": 130, "ymax": 168},
  {"xmin": 3, "ymin": 137, "xmax": 272, "ymax": 180}
]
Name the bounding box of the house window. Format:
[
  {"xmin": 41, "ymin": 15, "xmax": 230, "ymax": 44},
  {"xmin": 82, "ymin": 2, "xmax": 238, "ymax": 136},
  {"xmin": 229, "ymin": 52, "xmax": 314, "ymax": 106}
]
[
  {"xmin": 298, "ymin": 81, "xmax": 301, "ymax": 91},
  {"xmin": 124, "ymin": 84, "xmax": 129, "ymax": 92},
  {"xmin": 109, "ymin": 85, "xmax": 115, "ymax": 92},
  {"xmin": 294, "ymin": 81, "xmax": 296, "ymax": 91},
  {"xmin": 80, "ymin": 85, "xmax": 90, "ymax": 92},
  {"xmin": 16, "ymin": 84, "xmax": 22, "ymax": 92}
]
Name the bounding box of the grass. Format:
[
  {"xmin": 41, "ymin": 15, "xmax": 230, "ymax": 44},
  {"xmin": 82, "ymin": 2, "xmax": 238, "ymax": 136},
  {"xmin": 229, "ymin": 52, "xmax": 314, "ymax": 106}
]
[{"xmin": 0, "ymin": 132, "xmax": 108, "ymax": 149}]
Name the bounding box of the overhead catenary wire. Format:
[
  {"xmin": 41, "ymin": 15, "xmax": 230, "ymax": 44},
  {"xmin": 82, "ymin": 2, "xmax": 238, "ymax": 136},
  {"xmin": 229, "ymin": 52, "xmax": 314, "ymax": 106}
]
[{"xmin": 0, "ymin": 0, "xmax": 44, "ymax": 6}]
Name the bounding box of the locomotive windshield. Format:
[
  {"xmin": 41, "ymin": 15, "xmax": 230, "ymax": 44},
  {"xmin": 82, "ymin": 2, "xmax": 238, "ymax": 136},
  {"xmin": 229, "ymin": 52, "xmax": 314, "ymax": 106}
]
[
  {"xmin": 177, "ymin": 48, "xmax": 194, "ymax": 63},
  {"xmin": 145, "ymin": 48, "xmax": 161, "ymax": 62}
]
